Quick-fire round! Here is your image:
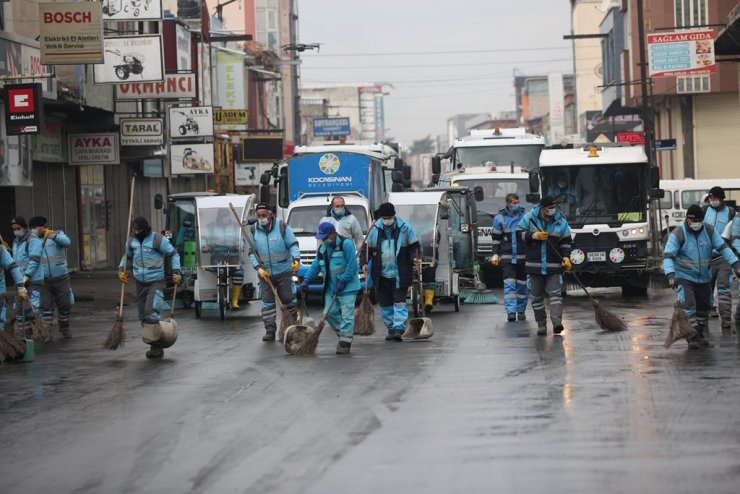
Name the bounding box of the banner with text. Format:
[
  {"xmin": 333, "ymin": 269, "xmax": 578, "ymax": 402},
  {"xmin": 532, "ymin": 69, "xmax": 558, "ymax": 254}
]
[
  {"xmin": 648, "ymin": 30, "xmax": 716, "ymax": 78},
  {"xmin": 68, "ymin": 133, "xmax": 120, "ymax": 165},
  {"xmin": 39, "ymin": 2, "xmax": 104, "ymax": 65}
]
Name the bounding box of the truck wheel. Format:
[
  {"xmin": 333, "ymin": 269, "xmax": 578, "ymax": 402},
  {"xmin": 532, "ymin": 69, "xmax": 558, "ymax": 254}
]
[
  {"xmin": 454, "ymin": 295, "xmax": 460, "ymax": 312},
  {"xmin": 194, "ymin": 301, "xmax": 202, "ymax": 318}
]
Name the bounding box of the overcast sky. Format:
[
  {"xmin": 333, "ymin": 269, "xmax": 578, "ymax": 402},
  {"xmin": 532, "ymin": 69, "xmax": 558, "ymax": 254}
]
[{"xmin": 297, "ymin": 0, "xmax": 574, "ymax": 145}]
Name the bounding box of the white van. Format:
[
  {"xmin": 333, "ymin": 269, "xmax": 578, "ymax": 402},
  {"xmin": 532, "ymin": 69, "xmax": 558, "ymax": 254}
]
[{"xmin": 659, "ymin": 178, "xmax": 740, "ymax": 234}]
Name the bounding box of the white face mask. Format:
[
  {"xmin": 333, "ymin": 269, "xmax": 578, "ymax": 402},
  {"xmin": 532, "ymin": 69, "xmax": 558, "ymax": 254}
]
[
  {"xmin": 332, "ymin": 207, "xmax": 345, "ymax": 217},
  {"xmin": 709, "ymin": 200, "xmax": 721, "ymax": 208},
  {"xmin": 258, "ymin": 217, "xmax": 270, "ymax": 227},
  {"xmin": 14, "ymin": 229, "xmax": 25, "ymax": 238},
  {"xmin": 688, "ymin": 221, "xmax": 703, "ymax": 231},
  {"xmin": 381, "ymin": 218, "xmax": 395, "ymax": 227},
  {"xmin": 545, "ymin": 208, "xmax": 557, "ymax": 217}
]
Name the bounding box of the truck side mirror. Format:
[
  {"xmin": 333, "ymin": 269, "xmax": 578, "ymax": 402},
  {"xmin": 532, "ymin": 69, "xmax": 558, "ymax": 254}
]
[
  {"xmin": 473, "ymin": 186, "xmax": 484, "ymax": 202},
  {"xmin": 402, "ymin": 179, "xmax": 412, "ymax": 189},
  {"xmin": 431, "ymin": 173, "xmax": 440, "ymax": 185},
  {"xmin": 650, "ymin": 188, "xmax": 665, "ymax": 200},
  {"xmin": 391, "ymin": 170, "xmax": 403, "ymax": 183},
  {"xmin": 403, "ymin": 165, "xmax": 411, "ymax": 180},
  {"xmin": 154, "ymin": 193, "xmax": 163, "ymax": 210},
  {"xmin": 432, "ymin": 156, "xmax": 441, "ymax": 175},
  {"xmin": 394, "ymin": 157, "xmax": 403, "ymax": 171},
  {"xmin": 528, "ymin": 170, "xmax": 540, "ymax": 193},
  {"xmin": 278, "ymin": 167, "xmax": 289, "ymax": 209},
  {"xmin": 650, "ymin": 165, "xmax": 660, "ymax": 189},
  {"xmin": 259, "ymin": 171, "xmax": 271, "ymax": 186},
  {"xmin": 259, "ymin": 185, "xmax": 270, "ymax": 205},
  {"xmin": 439, "ymin": 209, "xmax": 449, "ymax": 220},
  {"xmin": 525, "ymin": 193, "xmax": 541, "ymax": 204}
]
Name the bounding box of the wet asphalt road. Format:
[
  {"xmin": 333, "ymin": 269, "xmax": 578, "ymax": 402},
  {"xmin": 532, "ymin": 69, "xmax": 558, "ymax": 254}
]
[{"xmin": 2, "ymin": 287, "xmax": 740, "ymax": 494}]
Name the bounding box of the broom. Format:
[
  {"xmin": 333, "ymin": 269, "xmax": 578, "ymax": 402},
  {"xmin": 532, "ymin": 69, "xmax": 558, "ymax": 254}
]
[
  {"xmin": 665, "ymin": 301, "xmax": 697, "ymax": 348},
  {"xmin": 461, "ymin": 263, "xmax": 499, "ymax": 304},
  {"xmin": 104, "ymin": 175, "xmax": 136, "ymax": 350},
  {"xmin": 545, "ymin": 237, "xmax": 627, "ymax": 332},
  {"xmin": 295, "ymin": 293, "xmax": 339, "ymax": 356},
  {"xmin": 27, "ymin": 301, "xmax": 52, "ymax": 343},
  {"xmin": 354, "ymin": 223, "xmax": 377, "ymax": 335},
  {"xmin": 228, "ymin": 204, "xmax": 296, "ymax": 340},
  {"xmin": 0, "ymin": 329, "xmax": 27, "ymax": 361}
]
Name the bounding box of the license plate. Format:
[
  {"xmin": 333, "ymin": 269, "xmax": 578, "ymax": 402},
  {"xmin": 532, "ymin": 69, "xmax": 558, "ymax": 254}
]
[{"xmin": 587, "ymin": 251, "xmax": 606, "ymax": 262}]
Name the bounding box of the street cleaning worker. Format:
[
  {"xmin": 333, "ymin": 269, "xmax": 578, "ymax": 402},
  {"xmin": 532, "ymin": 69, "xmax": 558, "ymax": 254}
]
[
  {"xmin": 360, "ymin": 202, "xmax": 421, "ymax": 341},
  {"xmin": 118, "ymin": 216, "xmax": 182, "ymax": 359},
  {"xmin": 664, "ymin": 205, "xmax": 740, "ymax": 348},
  {"xmin": 11, "ymin": 216, "xmax": 44, "ymax": 338},
  {"xmin": 247, "ymin": 203, "xmax": 300, "ymax": 342},
  {"xmin": 320, "ymin": 195, "xmax": 365, "ymax": 251},
  {"xmin": 722, "ymin": 215, "xmax": 740, "ymax": 328},
  {"xmin": 300, "ymin": 222, "xmax": 360, "ymax": 354},
  {"xmin": 516, "ymin": 195, "xmax": 572, "ymax": 336},
  {"xmin": 174, "ymin": 214, "xmax": 196, "ymax": 250},
  {"xmin": 703, "ymin": 186, "xmax": 736, "ymax": 329},
  {"xmin": 491, "ymin": 193, "xmax": 528, "ymax": 322},
  {"xmin": 201, "ymin": 209, "xmax": 245, "ymax": 310},
  {"xmin": 1, "ymin": 245, "xmax": 26, "ymax": 330},
  {"xmin": 29, "ymin": 216, "xmax": 74, "ymax": 339}
]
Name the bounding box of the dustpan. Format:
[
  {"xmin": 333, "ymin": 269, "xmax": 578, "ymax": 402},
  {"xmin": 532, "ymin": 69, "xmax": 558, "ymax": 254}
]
[
  {"xmin": 141, "ymin": 283, "xmax": 179, "ymax": 348},
  {"xmin": 403, "ymin": 265, "xmax": 434, "ymax": 340}
]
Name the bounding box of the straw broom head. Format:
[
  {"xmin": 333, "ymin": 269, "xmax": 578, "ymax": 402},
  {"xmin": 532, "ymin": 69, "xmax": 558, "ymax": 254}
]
[
  {"xmin": 593, "ymin": 299, "xmax": 627, "ymax": 331},
  {"xmin": 0, "ymin": 331, "xmax": 27, "ymax": 361},
  {"xmin": 353, "ymin": 291, "xmax": 375, "ymax": 336},
  {"xmin": 666, "ymin": 301, "xmax": 696, "ymax": 348},
  {"xmin": 104, "ymin": 317, "xmax": 126, "ymax": 350}
]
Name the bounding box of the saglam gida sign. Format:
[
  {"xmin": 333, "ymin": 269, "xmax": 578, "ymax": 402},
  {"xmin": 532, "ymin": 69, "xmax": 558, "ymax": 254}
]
[
  {"xmin": 116, "ymin": 72, "xmax": 196, "ymax": 100},
  {"xmin": 68, "ymin": 133, "xmax": 120, "ymax": 165},
  {"xmin": 3, "ymin": 83, "xmax": 43, "ymax": 135}
]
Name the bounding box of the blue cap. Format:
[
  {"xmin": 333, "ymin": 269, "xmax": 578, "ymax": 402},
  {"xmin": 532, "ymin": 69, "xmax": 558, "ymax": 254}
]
[{"xmin": 315, "ymin": 222, "xmax": 336, "ymax": 240}]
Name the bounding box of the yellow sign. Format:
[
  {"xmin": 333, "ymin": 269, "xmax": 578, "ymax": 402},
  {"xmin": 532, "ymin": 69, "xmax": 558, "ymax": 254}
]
[{"xmin": 214, "ymin": 109, "xmax": 248, "ymax": 126}]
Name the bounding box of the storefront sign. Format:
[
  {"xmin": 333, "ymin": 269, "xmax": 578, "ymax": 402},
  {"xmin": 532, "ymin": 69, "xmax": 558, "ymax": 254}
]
[
  {"xmin": 616, "ymin": 131, "xmax": 646, "ymax": 145},
  {"xmin": 169, "ymin": 106, "xmax": 214, "ymax": 138},
  {"xmin": 68, "ymin": 133, "xmax": 120, "ymax": 165},
  {"xmin": 103, "ymin": 0, "xmax": 162, "ymax": 21},
  {"xmin": 143, "ymin": 158, "xmax": 164, "ymax": 177},
  {"xmin": 214, "ymin": 109, "xmax": 248, "ymax": 126},
  {"xmin": 241, "ymin": 137, "xmax": 284, "ymax": 163},
  {"xmin": 648, "ymin": 30, "xmax": 716, "ymax": 77},
  {"xmin": 93, "ymin": 35, "xmax": 164, "ymax": 84},
  {"xmin": 0, "ymin": 105, "xmax": 33, "ymax": 186},
  {"xmin": 213, "ymin": 49, "xmax": 247, "ymax": 130},
  {"xmin": 0, "ymin": 36, "xmax": 57, "ymax": 100},
  {"xmin": 39, "ymin": 2, "xmax": 104, "ymax": 65},
  {"xmin": 655, "ymin": 139, "xmax": 677, "ymax": 151},
  {"xmin": 312, "ymin": 117, "xmax": 350, "ymax": 137},
  {"xmin": 3, "ymin": 83, "xmax": 43, "ymax": 135},
  {"xmin": 32, "ymin": 117, "xmax": 66, "ymax": 163},
  {"xmin": 116, "ymin": 72, "xmax": 196, "ymax": 100},
  {"xmin": 120, "ymin": 118, "xmax": 164, "ymax": 146},
  {"xmin": 176, "ymin": 23, "xmax": 192, "ymax": 71},
  {"xmin": 170, "ymin": 143, "xmax": 214, "ymax": 175},
  {"xmin": 235, "ymin": 163, "xmax": 272, "ymax": 186}
]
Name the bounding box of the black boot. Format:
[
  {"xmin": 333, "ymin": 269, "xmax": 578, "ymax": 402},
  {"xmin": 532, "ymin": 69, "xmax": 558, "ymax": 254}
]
[
  {"xmin": 262, "ymin": 331, "xmax": 276, "ymax": 342},
  {"xmin": 336, "ymin": 341, "xmax": 351, "ymax": 354},
  {"xmin": 146, "ymin": 344, "xmax": 164, "ymax": 358}
]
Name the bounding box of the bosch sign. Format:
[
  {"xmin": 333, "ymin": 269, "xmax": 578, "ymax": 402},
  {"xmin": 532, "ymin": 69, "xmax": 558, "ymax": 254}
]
[
  {"xmin": 42, "ymin": 11, "xmax": 93, "ymax": 24},
  {"xmin": 3, "ymin": 83, "xmax": 43, "ymax": 135}
]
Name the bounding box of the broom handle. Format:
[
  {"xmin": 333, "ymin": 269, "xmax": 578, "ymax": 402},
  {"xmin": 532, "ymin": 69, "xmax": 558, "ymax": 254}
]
[
  {"xmin": 170, "ymin": 282, "xmax": 177, "ymax": 318},
  {"xmin": 358, "ymin": 222, "xmax": 376, "ymax": 294},
  {"xmin": 228, "ymin": 203, "xmax": 290, "ymax": 313},
  {"xmin": 316, "ymin": 293, "xmax": 339, "ymax": 330},
  {"xmin": 539, "ymin": 232, "xmax": 597, "ymax": 303},
  {"xmin": 118, "ymin": 176, "xmax": 137, "ymax": 319},
  {"xmin": 417, "ymin": 263, "xmax": 426, "ymax": 318}
]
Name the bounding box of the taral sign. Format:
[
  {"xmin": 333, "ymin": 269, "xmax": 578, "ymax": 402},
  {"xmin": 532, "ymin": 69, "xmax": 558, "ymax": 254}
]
[
  {"xmin": 116, "ymin": 72, "xmax": 196, "ymax": 100},
  {"xmin": 39, "ymin": 2, "xmax": 104, "ymax": 65},
  {"xmin": 168, "ymin": 106, "xmax": 214, "ymax": 138},
  {"xmin": 68, "ymin": 133, "xmax": 120, "ymax": 165},
  {"xmin": 648, "ymin": 30, "xmax": 716, "ymax": 77},
  {"xmin": 119, "ymin": 118, "xmax": 164, "ymax": 146},
  {"xmin": 3, "ymin": 83, "xmax": 43, "ymax": 135}
]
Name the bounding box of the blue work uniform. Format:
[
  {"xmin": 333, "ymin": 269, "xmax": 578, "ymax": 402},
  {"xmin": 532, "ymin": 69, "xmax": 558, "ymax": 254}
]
[
  {"xmin": 40, "ymin": 230, "xmax": 74, "ymax": 331},
  {"xmin": 703, "ymin": 204, "xmax": 736, "ymax": 323},
  {"xmin": 492, "ymin": 206, "xmax": 527, "ymax": 316},
  {"xmin": 13, "ymin": 231, "xmax": 44, "ymax": 328},
  {"xmin": 1, "ymin": 246, "xmax": 24, "ymax": 328}
]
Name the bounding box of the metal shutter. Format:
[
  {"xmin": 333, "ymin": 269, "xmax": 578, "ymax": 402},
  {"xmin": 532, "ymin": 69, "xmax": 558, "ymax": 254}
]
[{"xmin": 693, "ymin": 93, "xmax": 740, "ymax": 179}]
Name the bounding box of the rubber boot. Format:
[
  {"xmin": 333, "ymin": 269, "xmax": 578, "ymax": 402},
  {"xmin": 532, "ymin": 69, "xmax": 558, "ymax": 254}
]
[
  {"xmin": 146, "ymin": 344, "xmax": 164, "ymax": 359},
  {"xmin": 424, "ymin": 289, "xmax": 435, "ymax": 313},
  {"xmin": 230, "ymin": 285, "xmax": 241, "ymax": 310}
]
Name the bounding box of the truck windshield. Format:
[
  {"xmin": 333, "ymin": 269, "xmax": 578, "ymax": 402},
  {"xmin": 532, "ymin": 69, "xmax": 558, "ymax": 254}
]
[
  {"xmin": 455, "ymin": 144, "xmax": 543, "ymax": 170},
  {"xmin": 453, "ymin": 178, "xmax": 529, "ymax": 224},
  {"xmin": 541, "ymin": 163, "xmax": 648, "ymax": 227},
  {"xmin": 288, "ymin": 206, "xmax": 369, "ymax": 235}
]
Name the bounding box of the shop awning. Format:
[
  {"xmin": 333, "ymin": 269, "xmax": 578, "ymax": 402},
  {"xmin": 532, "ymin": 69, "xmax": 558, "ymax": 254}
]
[{"xmin": 715, "ymin": 5, "xmax": 740, "ymax": 56}]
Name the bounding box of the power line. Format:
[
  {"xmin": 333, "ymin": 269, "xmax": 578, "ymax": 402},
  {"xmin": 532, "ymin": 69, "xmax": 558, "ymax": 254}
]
[
  {"xmin": 301, "ymin": 57, "xmax": 607, "ymax": 70},
  {"xmin": 302, "ymin": 46, "xmax": 573, "ymax": 57}
]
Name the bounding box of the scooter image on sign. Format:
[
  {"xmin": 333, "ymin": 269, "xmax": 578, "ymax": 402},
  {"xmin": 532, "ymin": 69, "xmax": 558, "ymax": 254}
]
[
  {"xmin": 175, "ymin": 111, "xmax": 200, "ymax": 136},
  {"xmin": 106, "ymin": 49, "xmax": 145, "ymax": 81},
  {"xmin": 103, "ymin": 0, "xmax": 155, "ymax": 18}
]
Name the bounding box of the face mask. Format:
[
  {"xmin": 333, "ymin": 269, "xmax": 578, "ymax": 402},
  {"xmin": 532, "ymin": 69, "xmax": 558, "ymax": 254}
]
[
  {"xmin": 258, "ymin": 217, "xmax": 270, "ymax": 227},
  {"xmin": 510, "ymin": 205, "xmax": 521, "ymax": 214},
  {"xmin": 382, "ymin": 218, "xmax": 395, "ymax": 227},
  {"xmin": 709, "ymin": 200, "xmax": 721, "ymax": 208},
  {"xmin": 688, "ymin": 221, "xmax": 703, "ymax": 231},
  {"xmin": 323, "ymin": 237, "xmax": 333, "ymax": 245},
  {"xmin": 332, "ymin": 207, "xmax": 345, "ymax": 217},
  {"xmin": 545, "ymin": 208, "xmax": 557, "ymax": 217},
  {"xmin": 14, "ymin": 229, "xmax": 25, "ymax": 238},
  {"xmin": 558, "ymin": 182, "xmax": 567, "ymax": 189},
  {"xmin": 33, "ymin": 228, "xmax": 45, "ymax": 237}
]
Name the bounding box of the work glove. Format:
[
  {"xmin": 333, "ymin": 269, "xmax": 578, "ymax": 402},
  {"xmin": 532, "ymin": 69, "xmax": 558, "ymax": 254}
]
[
  {"xmin": 118, "ymin": 271, "xmax": 129, "ymax": 284},
  {"xmin": 667, "ymin": 273, "xmax": 676, "ymax": 289},
  {"xmin": 300, "ymin": 280, "xmax": 310, "ymax": 292},
  {"xmin": 413, "ymin": 258, "xmax": 422, "ymax": 267},
  {"xmin": 361, "ymin": 264, "xmax": 368, "ymax": 275},
  {"xmin": 43, "ymin": 228, "xmax": 55, "ymax": 240},
  {"xmin": 561, "ymin": 258, "xmax": 572, "ymax": 271},
  {"xmin": 172, "ymin": 272, "xmax": 183, "ymax": 286},
  {"xmin": 490, "ymin": 255, "xmax": 500, "ymax": 267},
  {"xmin": 17, "ymin": 286, "xmax": 28, "ymax": 302},
  {"xmin": 336, "ymin": 280, "xmax": 346, "ymax": 293},
  {"xmin": 22, "ymin": 276, "xmax": 29, "ymax": 286},
  {"xmin": 292, "ymin": 260, "xmax": 300, "ymax": 273},
  {"xmin": 532, "ymin": 231, "xmax": 549, "ymax": 241},
  {"xmin": 258, "ymin": 268, "xmax": 270, "ymax": 282}
]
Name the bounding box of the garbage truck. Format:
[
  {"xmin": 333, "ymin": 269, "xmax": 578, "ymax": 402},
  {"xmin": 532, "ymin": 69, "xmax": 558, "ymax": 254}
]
[{"xmin": 527, "ymin": 144, "xmax": 664, "ymax": 295}]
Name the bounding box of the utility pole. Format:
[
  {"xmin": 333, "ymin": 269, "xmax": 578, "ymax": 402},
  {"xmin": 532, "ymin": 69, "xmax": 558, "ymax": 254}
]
[
  {"xmin": 636, "ymin": 0, "xmax": 656, "ymax": 164},
  {"xmin": 290, "ymin": 0, "xmax": 301, "ymax": 146}
]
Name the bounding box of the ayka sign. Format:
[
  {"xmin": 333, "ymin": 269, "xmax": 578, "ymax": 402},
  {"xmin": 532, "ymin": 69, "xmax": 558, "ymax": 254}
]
[
  {"xmin": 68, "ymin": 133, "xmax": 120, "ymax": 165},
  {"xmin": 116, "ymin": 73, "xmax": 196, "ymax": 100},
  {"xmin": 3, "ymin": 83, "xmax": 43, "ymax": 135},
  {"xmin": 119, "ymin": 118, "xmax": 164, "ymax": 146},
  {"xmin": 168, "ymin": 106, "xmax": 214, "ymax": 138}
]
